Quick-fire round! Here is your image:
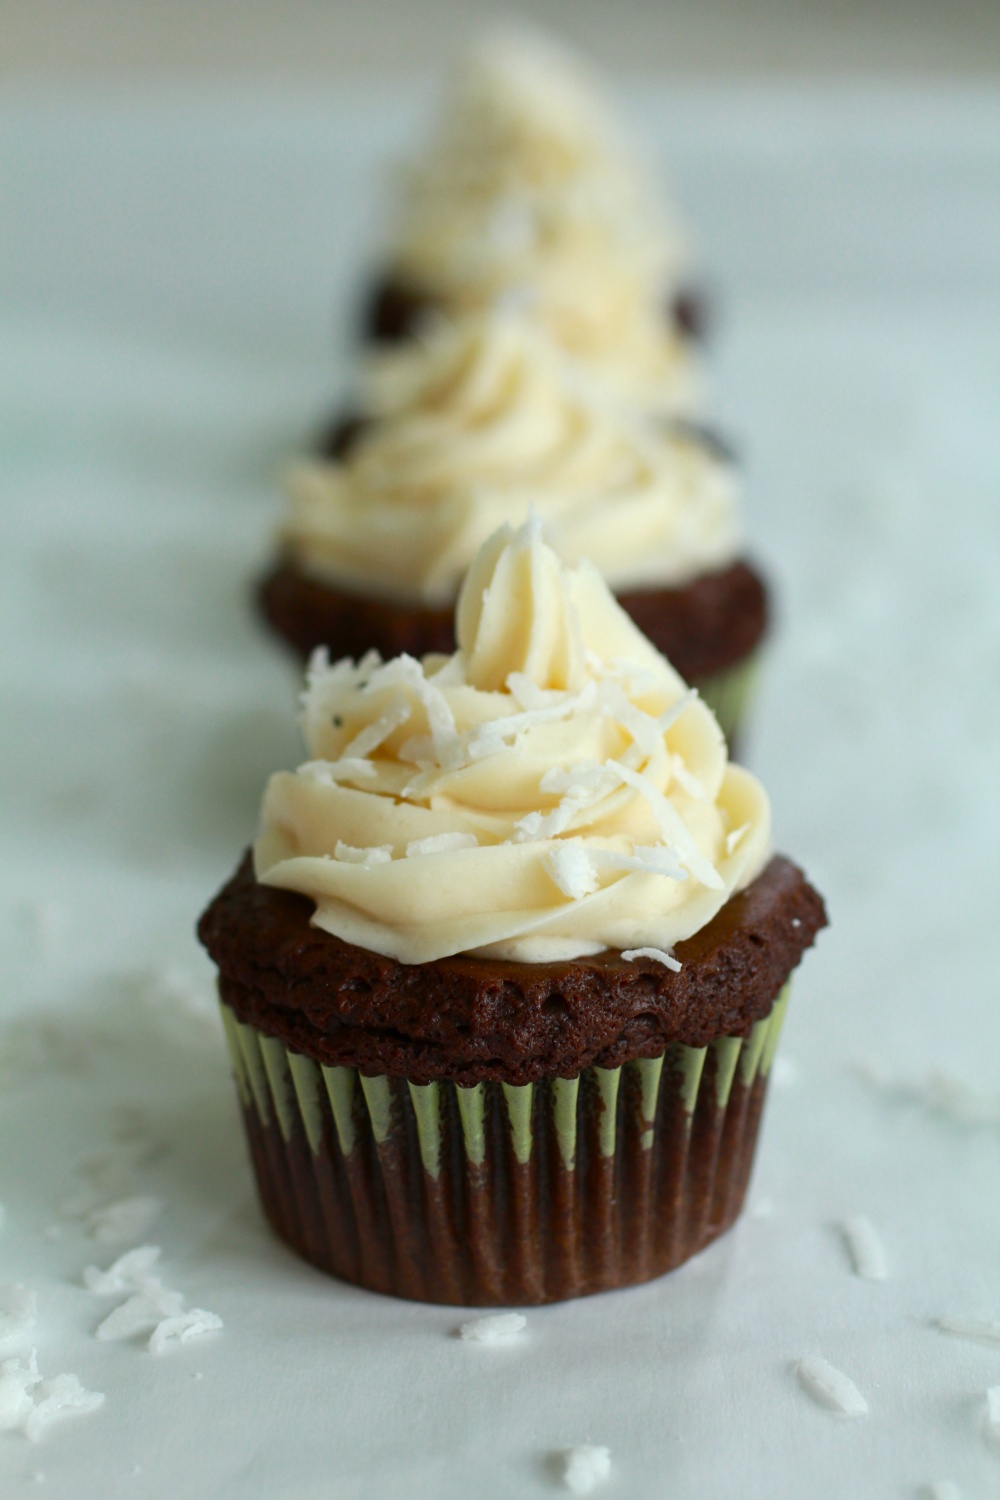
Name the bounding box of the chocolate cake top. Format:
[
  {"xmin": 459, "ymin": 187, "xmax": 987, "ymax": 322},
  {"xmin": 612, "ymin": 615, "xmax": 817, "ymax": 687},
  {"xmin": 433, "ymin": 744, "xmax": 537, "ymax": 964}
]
[{"xmin": 199, "ymin": 852, "xmax": 826, "ymax": 1086}]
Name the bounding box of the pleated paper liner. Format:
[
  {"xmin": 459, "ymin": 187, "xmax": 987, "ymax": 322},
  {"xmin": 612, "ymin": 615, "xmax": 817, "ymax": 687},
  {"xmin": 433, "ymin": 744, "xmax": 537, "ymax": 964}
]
[
  {"xmin": 221, "ymin": 983, "xmax": 789, "ymax": 1306},
  {"xmin": 693, "ymin": 652, "xmax": 759, "ymax": 751}
]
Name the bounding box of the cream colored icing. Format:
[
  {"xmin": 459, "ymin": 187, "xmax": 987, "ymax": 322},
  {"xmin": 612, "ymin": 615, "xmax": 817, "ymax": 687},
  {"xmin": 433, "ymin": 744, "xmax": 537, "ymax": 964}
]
[
  {"xmin": 383, "ymin": 33, "xmax": 698, "ymax": 410},
  {"xmin": 285, "ymin": 309, "xmax": 736, "ymax": 606},
  {"xmin": 255, "ymin": 519, "xmax": 770, "ymax": 966}
]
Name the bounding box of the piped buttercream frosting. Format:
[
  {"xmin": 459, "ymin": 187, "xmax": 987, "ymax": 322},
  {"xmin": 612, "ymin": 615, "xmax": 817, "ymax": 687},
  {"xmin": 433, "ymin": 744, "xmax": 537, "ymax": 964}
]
[
  {"xmin": 286, "ymin": 309, "xmax": 735, "ymax": 606},
  {"xmin": 255, "ymin": 519, "xmax": 770, "ymax": 965}
]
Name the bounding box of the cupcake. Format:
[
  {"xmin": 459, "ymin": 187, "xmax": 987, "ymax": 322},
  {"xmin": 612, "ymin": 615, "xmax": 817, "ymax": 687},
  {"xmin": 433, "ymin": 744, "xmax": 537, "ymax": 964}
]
[
  {"xmin": 261, "ymin": 309, "xmax": 766, "ymax": 744},
  {"xmin": 360, "ymin": 30, "xmax": 707, "ymax": 409},
  {"xmin": 203, "ymin": 520, "xmax": 826, "ymax": 1305}
]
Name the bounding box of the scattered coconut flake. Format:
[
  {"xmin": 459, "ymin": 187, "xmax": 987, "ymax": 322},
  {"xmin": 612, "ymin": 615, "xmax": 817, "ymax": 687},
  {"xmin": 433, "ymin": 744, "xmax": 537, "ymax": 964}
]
[
  {"xmin": 364, "ymin": 656, "xmax": 462, "ymax": 769},
  {"xmin": 589, "ymin": 845, "xmax": 687, "ymax": 882},
  {"xmin": 24, "ymin": 1374, "xmax": 104, "ymax": 1442},
  {"xmin": 506, "ymin": 672, "xmax": 563, "ymax": 712},
  {"xmin": 671, "ymin": 758, "xmax": 706, "ymax": 800},
  {"xmin": 340, "ymin": 699, "xmax": 412, "ymax": 761},
  {"xmin": 924, "ymin": 1483, "xmax": 962, "ymax": 1500},
  {"xmin": 86, "ymin": 1196, "xmax": 162, "ymax": 1246},
  {"xmin": 397, "ymin": 733, "xmax": 435, "ymax": 765},
  {"xmin": 0, "ymin": 1350, "xmax": 41, "ymax": 1432},
  {"xmin": 405, "ymin": 832, "xmax": 478, "ymax": 857},
  {"xmin": 604, "ymin": 763, "xmax": 723, "ymax": 890},
  {"xmin": 748, "ymin": 1197, "xmax": 774, "ymax": 1220},
  {"xmin": 299, "ymin": 757, "xmax": 377, "ymax": 785},
  {"xmin": 770, "ymin": 1055, "xmax": 799, "ymax": 1089},
  {"xmin": 795, "ymin": 1356, "xmax": 868, "ymax": 1417},
  {"xmin": 936, "ymin": 1317, "xmax": 1000, "ymax": 1347},
  {"xmin": 621, "ymin": 947, "xmax": 682, "ymax": 972},
  {"xmin": 333, "ymin": 841, "xmax": 393, "ymax": 866},
  {"xmin": 545, "ymin": 845, "xmax": 599, "ymax": 900},
  {"xmin": 840, "ymin": 1216, "xmax": 888, "ymax": 1281},
  {"xmin": 464, "ymin": 733, "xmax": 507, "ymax": 763},
  {"xmin": 725, "ymin": 823, "xmax": 750, "ymax": 855},
  {"xmin": 82, "ymin": 1246, "xmax": 162, "ymax": 1297},
  {"xmin": 983, "ymin": 1387, "xmax": 1000, "ymax": 1450},
  {"xmin": 95, "ymin": 1286, "xmax": 184, "ymax": 1342},
  {"xmin": 857, "ymin": 1062, "xmax": 1000, "ymax": 1127},
  {"xmin": 0, "ymin": 1286, "xmax": 38, "ymax": 1357},
  {"xmin": 148, "ymin": 1309, "xmax": 223, "ymax": 1356},
  {"xmin": 561, "ymin": 1444, "xmax": 612, "ymax": 1494},
  {"xmin": 458, "ymin": 1313, "xmax": 526, "ymax": 1344}
]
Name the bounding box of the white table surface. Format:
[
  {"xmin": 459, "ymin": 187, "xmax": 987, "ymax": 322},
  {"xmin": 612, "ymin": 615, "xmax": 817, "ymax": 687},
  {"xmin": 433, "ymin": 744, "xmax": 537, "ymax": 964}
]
[{"xmin": 1, "ymin": 82, "xmax": 999, "ymax": 1499}]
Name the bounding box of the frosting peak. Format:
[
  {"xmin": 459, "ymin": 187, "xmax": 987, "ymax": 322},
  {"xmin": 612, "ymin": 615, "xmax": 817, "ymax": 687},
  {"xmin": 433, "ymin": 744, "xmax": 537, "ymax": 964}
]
[
  {"xmin": 256, "ymin": 522, "xmax": 770, "ymax": 966},
  {"xmin": 457, "ymin": 519, "xmax": 585, "ymax": 694},
  {"xmin": 383, "ymin": 33, "xmax": 697, "ymax": 411}
]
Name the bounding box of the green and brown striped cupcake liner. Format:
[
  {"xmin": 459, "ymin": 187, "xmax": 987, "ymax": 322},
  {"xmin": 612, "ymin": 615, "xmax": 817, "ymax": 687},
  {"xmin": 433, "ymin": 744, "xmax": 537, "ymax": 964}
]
[{"xmin": 220, "ymin": 983, "xmax": 789, "ymax": 1305}]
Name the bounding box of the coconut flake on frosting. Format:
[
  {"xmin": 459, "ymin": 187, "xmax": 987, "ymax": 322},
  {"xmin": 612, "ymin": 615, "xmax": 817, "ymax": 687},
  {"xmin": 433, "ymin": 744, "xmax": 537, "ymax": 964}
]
[
  {"xmin": 285, "ymin": 308, "xmax": 733, "ymax": 606},
  {"xmin": 255, "ymin": 520, "xmax": 769, "ymax": 966}
]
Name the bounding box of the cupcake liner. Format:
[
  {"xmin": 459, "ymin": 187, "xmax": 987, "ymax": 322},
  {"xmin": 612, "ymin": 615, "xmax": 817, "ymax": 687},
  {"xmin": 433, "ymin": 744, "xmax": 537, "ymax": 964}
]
[
  {"xmin": 221, "ymin": 984, "xmax": 789, "ymax": 1306},
  {"xmin": 693, "ymin": 653, "xmax": 760, "ymax": 750}
]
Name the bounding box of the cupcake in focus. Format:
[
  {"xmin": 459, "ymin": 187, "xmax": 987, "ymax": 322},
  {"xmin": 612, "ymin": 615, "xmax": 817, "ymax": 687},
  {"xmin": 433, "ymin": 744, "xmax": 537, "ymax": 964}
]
[
  {"xmin": 204, "ymin": 519, "xmax": 826, "ymax": 1305},
  {"xmin": 262, "ymin": 309, "xmax": 766, "ymax": 744},
  {"xmin": 361, "ymin": 29, "xmax": 708, "ymax": 411}
]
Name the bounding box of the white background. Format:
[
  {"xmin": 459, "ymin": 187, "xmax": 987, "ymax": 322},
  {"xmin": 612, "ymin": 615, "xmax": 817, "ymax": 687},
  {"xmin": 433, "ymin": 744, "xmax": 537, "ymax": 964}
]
[{"xmin": 1, "ymin": 81, "xmax": 999, "ymax": 1498}]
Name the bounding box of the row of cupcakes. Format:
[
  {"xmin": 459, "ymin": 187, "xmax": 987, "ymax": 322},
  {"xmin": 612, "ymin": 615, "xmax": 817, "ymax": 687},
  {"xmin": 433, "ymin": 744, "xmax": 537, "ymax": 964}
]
[
  {"xmin": 198, "ymin": 33, "xmax": 826, "ymax": 1307},
  {"xmin": 257, "ymin": 31, "xmax": 767, "ymax": 746}
]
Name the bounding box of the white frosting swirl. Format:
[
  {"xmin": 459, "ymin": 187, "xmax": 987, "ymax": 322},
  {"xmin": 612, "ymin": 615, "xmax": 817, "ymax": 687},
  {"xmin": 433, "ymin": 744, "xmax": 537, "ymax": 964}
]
[
  {"xmin": 286, "ymin": 310, "xmax": 736, "ymax": 606},
  {"xmin": 384, "ymin": 33, "xmax": 696, "ymax": 410},
  {"xmin": 256, "ymin": 520, "xmax": 770, "ymax": 966}
]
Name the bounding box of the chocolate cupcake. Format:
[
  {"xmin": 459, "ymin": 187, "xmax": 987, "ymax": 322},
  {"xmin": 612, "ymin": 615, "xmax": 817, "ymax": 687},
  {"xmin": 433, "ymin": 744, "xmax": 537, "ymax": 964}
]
[
  {"xmin": 205, "ymin": 521, "xmax": 825, "ymax": 1305},
  {"xmin": 358, "ymin": 30, "xmax": 708, "ymax": 402},
  {"xmin": 261, "ymin": 309, "xmax": 766, "ymax": 744}
]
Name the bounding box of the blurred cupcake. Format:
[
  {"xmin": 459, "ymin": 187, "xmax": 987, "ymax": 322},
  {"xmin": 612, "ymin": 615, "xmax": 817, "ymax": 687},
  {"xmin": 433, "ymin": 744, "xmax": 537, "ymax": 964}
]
[
  {"xmin": 361, "ymin": 29, "xmax": 708, "ymax": 408},
  {"xmin": 262, "ymin": 309, "xmax": 766, "ymax": 744},
  {"xmin": 203, "ymin": 520, "xmax": 826, "ymax": 1306}
]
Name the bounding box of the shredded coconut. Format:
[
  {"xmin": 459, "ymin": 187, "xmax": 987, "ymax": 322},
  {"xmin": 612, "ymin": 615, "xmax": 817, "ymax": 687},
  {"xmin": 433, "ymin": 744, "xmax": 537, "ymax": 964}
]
[
  {"xmin": 95, "ymin": 1286, "xmax": 184, "ymax": 1342},
  {"xmin": 545, "ymin": 845, "xmax": 600, "ymax": 900},
  {"xmin": 604, "ymin": 762, "xmax": 723, "ymax": 889},
  {"xmin": 924, "ymin": 1483, "xmax": 962, "ymax": 1500},
  {"xmin": 770, "ymin": 1055, "xmax": 799, "ymax": 1089},
  {"xmin": 725, "ymin": 823, "xmax": 750, "ymax": 855},
  {"xmin": 560, "ymin": 1444, "xmax": 612, "ymax": 1494},
  {"xmin": 621, "ymin": 947, "xmax": 682, "ymax": 972},
  {"xmin": 935, "ymin": 1317, "xmax": 1000, "ymax": 1346},
  {"xmin": 86, "ymin": 1196, "xmax": 162, "ymax": 1246},
  {"xmin": 364, "ymin": 656, "xmax": 462, "ymax": 769},
  {"xmin": 300, "ymin": 757, "xmax": 378, "ymax": 784},
  {"xmin": 984, "ymin": 1388, "xmax": 1000, "ymax": 1450},
  {"xmin": 840, "ymin": 1216, "xmax": 888, "ymax": 1281},
  {"xmin": 406, "ymin": 832, "xmax": 478, "ymax": 857},
  {"xmin": 458, "ymin": 1312, "xmax": 527, "ymax": 1344},
  {"xmin": 857, "ymin": 1062, "xmax": 1000, "ymax": 1127},
  {"xmin": 340, "ymin": 698, "xmax": 412, "ymax": 760},
  {"xmin": 0, "ymin": 1350, "xmax": 41, "ymax": 1432},
  {"xmin": 24, "ymin": 1374, "xmax": 105, "ymax": 1442},
  {"xmin": 0, "ymin": 1286, "xmax": 38, "ymax": 1357},
  {"xmin": 82, "ymin": 1246, "xmax": 163, "ymax": 1297},
  {"xmin": 748, "ymin": 1197, "xmax": 774, "ymax": 1220},
  {"xmin": 671, "ymin": 757, "xmax": 706, "ymax": 800},
  {"xmin": 795, "ymin": 1356, "xmax": 868, "ymax": 1417},
  {"xmin": 588, "ymin": 845, "xmax": 687, "ymax": 881},
  {"xmin": 334, "ymin": 841, "xmax": 393, "ymax": 865},
  {"xmin": 148, "ymin": 1309, "xmax": 223, "ymax": 1356}
]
